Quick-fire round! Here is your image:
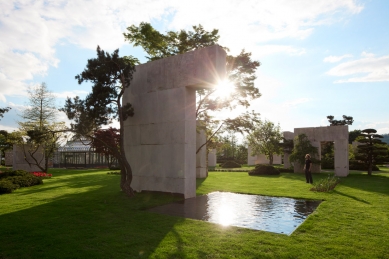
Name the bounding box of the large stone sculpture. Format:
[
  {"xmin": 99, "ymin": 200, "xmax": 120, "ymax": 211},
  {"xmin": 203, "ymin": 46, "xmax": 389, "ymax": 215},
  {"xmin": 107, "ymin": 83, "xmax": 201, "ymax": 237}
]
[
  {"xmin": 123, "ymin": 45, "xmax": 226, "ymax": 198},
  {"xmin": 284, "ymin": 126, "xmax": 349, "ymax": 177},
  {"xmin": 247, "ymin": 146, "xmax": 282, "ymax": 165},
  {"xmin": 12, "ymin": 144, "xmax": 45, "ymax": 172}
]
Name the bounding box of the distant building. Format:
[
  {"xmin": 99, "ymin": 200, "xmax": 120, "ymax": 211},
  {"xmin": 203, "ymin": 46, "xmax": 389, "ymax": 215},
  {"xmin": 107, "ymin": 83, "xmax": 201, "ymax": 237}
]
[{"xmin": 53, "ymin": 138, "xmax": 117, "ymax": 168}]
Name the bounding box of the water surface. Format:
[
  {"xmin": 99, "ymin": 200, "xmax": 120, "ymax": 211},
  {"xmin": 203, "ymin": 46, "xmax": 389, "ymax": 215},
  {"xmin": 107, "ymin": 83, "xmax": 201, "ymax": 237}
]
[{"xmin": 148, "ymin": 191, "xmax": 321, "ymax": 235}]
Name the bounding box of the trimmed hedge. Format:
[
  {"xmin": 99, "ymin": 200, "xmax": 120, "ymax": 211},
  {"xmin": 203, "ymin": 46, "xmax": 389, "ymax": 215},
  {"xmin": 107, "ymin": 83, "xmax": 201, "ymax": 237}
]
[
  {"xmin": 221, "ymin": 161, "xmax": 242, "ymax": 168},
  {"xmin": 0, "ymin": 170, "xmax": 43, "ymax": 194},
  {"xmin": 248, "ymin": 164, "xmax": 280, "ymax": 176}
]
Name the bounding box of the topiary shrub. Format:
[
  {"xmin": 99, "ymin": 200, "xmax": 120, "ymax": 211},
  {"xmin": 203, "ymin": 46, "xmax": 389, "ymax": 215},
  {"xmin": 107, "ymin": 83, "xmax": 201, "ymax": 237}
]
[
  {"xmin": 248, "ymin": 164, "xmax": 280, "ymax": 176},
  {"xmin": 221, "ymin": 161, "xmax": 242, "ymax": 168}
]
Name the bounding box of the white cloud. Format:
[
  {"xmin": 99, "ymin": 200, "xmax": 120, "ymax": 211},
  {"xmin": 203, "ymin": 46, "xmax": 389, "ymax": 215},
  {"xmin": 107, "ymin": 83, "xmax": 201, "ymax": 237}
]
[
  {"xmin": 326, "ymin": 54, "xmax": 389, "ymax": 83},
  {"xmin": 361, "ymin": 51, "xmax": 375, "ymax": 58},
  {"xmin": 0, "ymin": 0, "xmax": 364, "ymax": 103},
  {"xmin": 282, "ymin": 98, "xmax": 312, "ymax": 108},
  {"xmin": 323, "ymin": 54, "xmax": 353, "ymax": 63},
  {"xmin": 54, "ymin": 90, "xmax": 89, "ymax": 99},
  {"xmin": 169, "ymin": 0, "xmax": 363, "ymax": 52},
  {"xmin": 0, "ymin": 0, "xmax": 175, "ymax": 102}
]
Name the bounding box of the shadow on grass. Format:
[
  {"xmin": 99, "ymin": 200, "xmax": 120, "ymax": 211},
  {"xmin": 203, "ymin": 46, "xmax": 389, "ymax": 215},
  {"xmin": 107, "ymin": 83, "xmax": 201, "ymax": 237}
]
[
  {"xmin": 196, "ymin": 177, "xmax": 207, "ymax": 189},
  {"xmin": 339, "ymin": 174, "xmax": 389, "ymax": 196},
  {"xmin": 0, "ymin": 169, "xmax": 189, "ymax": 259},
  {"xmin": 332, "ymin": 190, "xmax": 371, "ymax": 204}
]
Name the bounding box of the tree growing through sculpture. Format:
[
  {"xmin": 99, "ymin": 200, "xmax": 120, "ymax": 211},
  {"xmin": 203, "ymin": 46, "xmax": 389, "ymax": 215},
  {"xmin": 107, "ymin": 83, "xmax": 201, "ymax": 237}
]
[
  {"xmin": 327, "ymin": 115, "xmax": 354, "ymax": 126},
  {"xmin": 124, "ymin": 23, "xmax": 261, "ymax": 151},
  {"xmin": 356, "ymin": 129, "xmax": 388, "ymax": 176},
  {"xmin": 61, "ymin": 46, "xmax": 138, "ymax": 196},
  {"xmin": 289, "ymin": 134, "xmax": 319, "ymax": 166},
  {"xmin": 246, "ymin": 120, "xmax": 283, "ymax": 165}
]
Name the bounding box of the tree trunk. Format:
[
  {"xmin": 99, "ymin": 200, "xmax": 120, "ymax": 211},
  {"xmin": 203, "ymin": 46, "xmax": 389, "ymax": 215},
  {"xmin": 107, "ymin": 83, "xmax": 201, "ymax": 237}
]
[
  {"xmin": 269, "ymin": 154, "xmax": 273, "ymax": 165},
  {"xmin": 368, "ymin": 163, "xmax": 372, "ymax": 176},
  {"xmin": 119, "ymin": 158, "xmax": 134, "ymax": 197},
  {"xmin": 118, "ymin": 94, "xmax": 134, "ymax": 197}
]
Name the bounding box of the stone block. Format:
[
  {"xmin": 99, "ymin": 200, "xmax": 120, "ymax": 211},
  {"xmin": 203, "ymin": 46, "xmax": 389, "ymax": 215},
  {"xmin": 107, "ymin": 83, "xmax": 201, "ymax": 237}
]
[
  {"xmin": 123, "ymin": 45, "xmax": 226, "ymax": 198},
  {"xmin": 12, "ymin": 144, "xmax": 45, "ymax": 172},
  {"xmin": 208, "ymin": 149, "xmax": 217, "ymax": 167}
]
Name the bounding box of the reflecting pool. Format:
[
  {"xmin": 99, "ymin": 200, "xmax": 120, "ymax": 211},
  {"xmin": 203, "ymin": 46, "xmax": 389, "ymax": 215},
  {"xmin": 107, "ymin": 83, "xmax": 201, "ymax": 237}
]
[{"xmin": 148, "ymin": 192, "xmax": 322, "ymax": 235}]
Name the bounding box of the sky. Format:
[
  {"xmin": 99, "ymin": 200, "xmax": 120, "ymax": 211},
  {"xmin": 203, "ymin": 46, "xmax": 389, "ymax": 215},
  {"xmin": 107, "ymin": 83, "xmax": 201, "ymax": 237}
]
[{"xmin": 0, "ymin": 0, "xmax": 388, "ymax": 136}]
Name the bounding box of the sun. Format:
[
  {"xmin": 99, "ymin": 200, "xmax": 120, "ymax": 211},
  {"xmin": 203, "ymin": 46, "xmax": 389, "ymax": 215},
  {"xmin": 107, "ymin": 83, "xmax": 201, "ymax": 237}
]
[{"xmin": 214, "ymin": 80, "xmax": 236, "ymax": 99}]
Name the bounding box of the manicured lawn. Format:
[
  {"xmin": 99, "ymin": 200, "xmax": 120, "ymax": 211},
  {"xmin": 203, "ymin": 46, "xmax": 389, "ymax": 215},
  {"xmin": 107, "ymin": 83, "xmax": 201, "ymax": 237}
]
[{"xmin": 0, "ymin": 168, "xmax": 388, "ymax": 258}]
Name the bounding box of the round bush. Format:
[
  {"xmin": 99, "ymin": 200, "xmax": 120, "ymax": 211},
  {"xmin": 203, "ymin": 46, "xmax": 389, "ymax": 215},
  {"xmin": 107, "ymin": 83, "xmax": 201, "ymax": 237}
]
[
  {"xmin": 221, "ymin": 161, "xmax": 241, "ymax": 168},
  {"xmin": 0, "ymin": 170, "xmax": 43, "ymax": 194},
  {"xmin": 248, "ymin": 164, "xmax": 280, "ymax": 176},
  {"xmin": 0, "ymin": 180, "xmax": 20, "ymax": 194}
]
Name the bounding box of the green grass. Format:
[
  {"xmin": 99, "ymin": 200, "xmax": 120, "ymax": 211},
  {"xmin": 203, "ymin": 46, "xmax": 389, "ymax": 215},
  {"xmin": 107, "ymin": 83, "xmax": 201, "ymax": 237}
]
[{"xmin": 0, "ymin": 168, "xmax": 389, "ymax": 258}]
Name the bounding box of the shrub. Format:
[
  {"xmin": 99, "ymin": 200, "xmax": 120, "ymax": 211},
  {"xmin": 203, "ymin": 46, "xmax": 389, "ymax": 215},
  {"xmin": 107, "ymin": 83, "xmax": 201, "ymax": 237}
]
[
  {"xmin": 278, "ymin": 168, "xmax": 294, "ymax": 173},
  {"xmin": 0, "ymin": 169, "xmax": 30, "ymax": 179},
  {"xmin": 0, "ymin": 170, "xmax": 43, "ymax": 194},
  {"xmin": 248, "ymin": 164, "xmax": 280, "ymax": 176},
  {"xmin": 310, "ymin": 175, "xmax": 340, "ymax": 192},
  {"xmin": 349, "ymin": 160, "xmax": 379, "ymax": 171},
  {"xmin": 9, "ymin": 175, "xmax": 43, "ymax": 187},
  {"xmin": 0, "ymin": 180, "xmax": 20, "ymax": 194},
  {"xmin": 221, "ymin": 161, "xmax": 242, "ymax": 168},
  {"xmin": 321, "ymin": 158, "xmax": 334, "ymax": 169}
]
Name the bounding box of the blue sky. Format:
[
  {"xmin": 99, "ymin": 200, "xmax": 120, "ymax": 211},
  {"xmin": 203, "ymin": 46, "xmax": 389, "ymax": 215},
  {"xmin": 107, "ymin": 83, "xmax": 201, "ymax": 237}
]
[{"xmin": 0, "ymin": 0, "xmax": 388, "ymax": 135}]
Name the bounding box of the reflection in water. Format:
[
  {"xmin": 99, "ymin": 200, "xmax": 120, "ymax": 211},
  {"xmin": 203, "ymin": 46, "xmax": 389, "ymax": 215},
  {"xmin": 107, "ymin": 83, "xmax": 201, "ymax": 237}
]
[{"xmin": 148, "ymin": 192, "xmax": 321, "ymax": 235}]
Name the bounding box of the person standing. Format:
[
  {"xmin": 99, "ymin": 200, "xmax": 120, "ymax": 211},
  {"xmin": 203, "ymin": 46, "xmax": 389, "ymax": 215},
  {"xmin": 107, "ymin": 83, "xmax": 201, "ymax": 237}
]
[{"xmin": 303, "ymin": 154, "xmax": 313, "ymax": 184}]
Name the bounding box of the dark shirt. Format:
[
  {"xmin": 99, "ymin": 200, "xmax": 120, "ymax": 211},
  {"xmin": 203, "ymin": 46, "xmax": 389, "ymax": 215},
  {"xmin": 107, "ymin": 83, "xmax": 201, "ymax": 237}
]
[{"xmin": 305, "ymin": 159, "xmax": 312, "ymax": 170}]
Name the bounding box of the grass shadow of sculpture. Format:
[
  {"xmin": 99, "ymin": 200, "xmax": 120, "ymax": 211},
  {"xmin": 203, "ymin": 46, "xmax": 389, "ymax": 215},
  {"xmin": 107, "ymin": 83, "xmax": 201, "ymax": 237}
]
[{"xmin": 0, "ymin": 169, "xmax": 187, "ymax": 259}]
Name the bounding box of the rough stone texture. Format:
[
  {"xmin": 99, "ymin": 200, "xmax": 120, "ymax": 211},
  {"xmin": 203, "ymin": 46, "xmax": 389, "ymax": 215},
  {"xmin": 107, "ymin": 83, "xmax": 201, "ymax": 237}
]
[
  {"xmin": 208, "ymin": 149, "xmax": 217, "ymax": 168},
  {"xmin": 123, "ymin": 45, "xmax": 226, "ymax": 198},
  {"xmin": 294, "ymin": 126, "xmax": 349, "ymax": 177},
  {"xmin": 247, "ymin": 146, "xmax": 256, "ymax": 165},
  {"xmin": 4, "ymin": 150, "xmax": 13, "ymax": 166},
  {"xmin": 283, "ymin": 131, "xmax": 294, "ymax": 169},
  {"xmin": 196, "ymin": 121, "xmax": 207, "ymax": 178},
  {"xmin": 12, "ymin": 144, "xmax": 45, "ymax": 172},
  {"xmin": 247, "ymin": 146, "xmax": 281, "ymax": 165}
]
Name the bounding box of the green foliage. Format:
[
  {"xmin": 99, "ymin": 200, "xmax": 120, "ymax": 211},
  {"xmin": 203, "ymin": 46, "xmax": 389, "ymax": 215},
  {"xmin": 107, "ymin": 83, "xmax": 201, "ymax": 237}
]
[
  {"xmin": 248, "ymin": 164, "xmax": 280, "ymax": 175},
  {"xmin": 61, "ymin": 46, "xmax": 140, "ymax": 196},
  {"xmin": 0, "ymin": 170, "xmax": 43, "ymax": 194},
  {"xmin": 17, "ymin": 83, "xmax": 68, "ymax": 173},
  {"xmin": 0, "ymin": 180, "xmax": 19, "ymax": 193},
  {"xmin": 310, "ymin": 175, "xmax": 340, "ymax": 192},
  {"xmin": 0, "ymin": 107, "xmax": 11, "ymax": 120},
  {"xmin": 327, "ymin": 115, "xmax": 354, "ymax": 126},
  {"xmin": 247, "ymin": 119, "xmax": 283, "ymax": 165},
  {"xmin": 289, "ymin": 134, "xmax": 319, "ymax": 165},
  {"xmin": 124, "ymin": 23, "xmax": 220, "ymax": 61},
  {"xmin": 349, "ymin": 160, "xmax": 379, "ymax": 171},
  {"xmin": 349, "ymin": 129, "xmax": 361, "ymax": 144},
  {"xmin": 221, "ymin": 161, "xmax": 241, "ymax": 168},
  {"xmin": 321, "ymin": 142, "xmax": 334, "ymax": 169},
  {"xmin": 356, "ymin": 128, "xmax": 388, "ymax": 175}
]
